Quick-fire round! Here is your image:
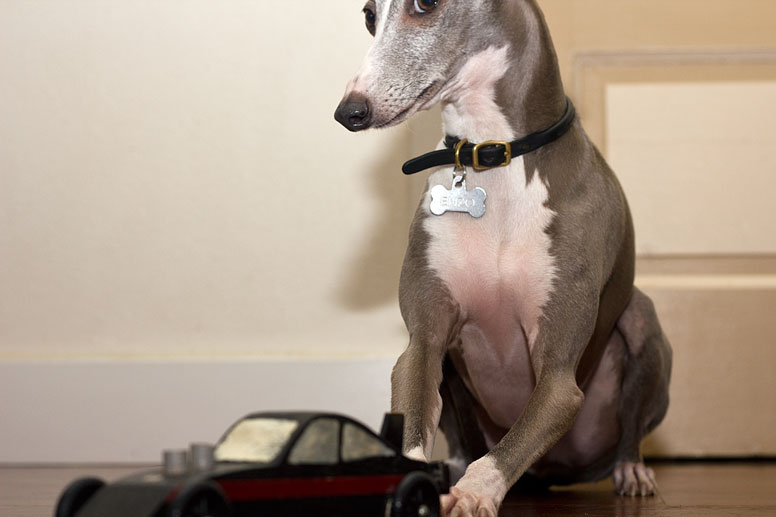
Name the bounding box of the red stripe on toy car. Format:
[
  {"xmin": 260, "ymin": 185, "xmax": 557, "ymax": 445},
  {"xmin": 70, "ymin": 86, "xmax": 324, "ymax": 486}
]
[{"xmin": 218, "ymin": 474, "xmax": 405, "ymax": 500}]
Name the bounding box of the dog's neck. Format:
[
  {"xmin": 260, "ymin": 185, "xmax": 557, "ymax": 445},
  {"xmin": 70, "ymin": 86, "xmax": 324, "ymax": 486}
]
[{"xmin": 440, "ymin": 1, "xmax": 566, "ymax": 143}]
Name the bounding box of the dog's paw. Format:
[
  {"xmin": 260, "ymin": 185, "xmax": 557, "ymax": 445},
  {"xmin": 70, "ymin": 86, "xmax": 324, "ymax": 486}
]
[
  {"xmin": 442, "ymin": 487, "xmax": 499, "ymax": 517},
  {"xmin": 613, "ymin": 461, "xmax": 657, "ymax": 497},
  {"xmin": 441, "ymin": 457, "xmax": 506, "ymax": 517}
]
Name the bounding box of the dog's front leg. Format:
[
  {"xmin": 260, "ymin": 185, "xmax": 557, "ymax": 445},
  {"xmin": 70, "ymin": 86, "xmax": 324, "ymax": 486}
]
[
  {"xmin": 391, "ymin": 333, "xmax": 447, "ymax": 462},
  {"xmin": 444, "ymin": 371, "xmax": 583, "ymax": 516},
  {"xmin": 391, "ymin": 302, "xmax": 460, "ymax": 461},
  {"xmin": 393, "ymin": 239, "xmax": 461, "ymax": 461},
  {"xmin": 443, "ymin": 320, "xmax": 591, "ymax": 517}
]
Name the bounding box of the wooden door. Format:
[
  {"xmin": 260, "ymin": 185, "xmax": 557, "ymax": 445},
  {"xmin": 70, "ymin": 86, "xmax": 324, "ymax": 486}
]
[{"xmin": 538, "ymin": 0, "xmax": 776, "ymax": 456}]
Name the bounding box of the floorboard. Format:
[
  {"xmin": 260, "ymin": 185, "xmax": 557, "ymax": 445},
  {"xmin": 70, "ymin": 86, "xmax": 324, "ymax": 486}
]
[{"xmin": 2, "ymin": 463, "xmax": 774, "ymax": 516}]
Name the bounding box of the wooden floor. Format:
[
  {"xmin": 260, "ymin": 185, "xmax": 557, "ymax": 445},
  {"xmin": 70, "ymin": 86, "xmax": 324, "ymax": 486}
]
[{"xmin": 1, "ymin": 462, "xmax": 774, "ymax": 516}]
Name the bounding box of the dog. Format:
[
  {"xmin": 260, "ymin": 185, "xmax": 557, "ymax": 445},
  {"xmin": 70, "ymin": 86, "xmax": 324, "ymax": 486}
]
[{"xmin": 334, "ymin": 1, "xmax": 672, "ymax": 515}]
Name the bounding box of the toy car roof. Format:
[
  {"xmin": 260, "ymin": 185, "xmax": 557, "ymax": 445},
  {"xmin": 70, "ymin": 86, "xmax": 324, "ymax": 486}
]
[{"xmin": 234, "ymin": 411, "xmax": 357, "ymax": 423}]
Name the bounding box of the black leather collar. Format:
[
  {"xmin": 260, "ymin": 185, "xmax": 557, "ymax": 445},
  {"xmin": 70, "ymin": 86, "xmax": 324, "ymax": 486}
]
[{"xmin": 401, "ymin": 97, "xmax": 576, "ymax": 175}]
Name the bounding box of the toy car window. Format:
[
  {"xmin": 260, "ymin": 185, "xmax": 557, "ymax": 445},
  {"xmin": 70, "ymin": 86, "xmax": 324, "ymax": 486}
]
[
  {"xmin": 342, "ymin": 423, "xmax": 396, "ymax": 461},
  {"xmin": 288, "ymin": 418, "xmax": 340, "ymax": 465},
  {"xmin": 215, "ymin": 418, "xmax": 298, "ymax": 463}
]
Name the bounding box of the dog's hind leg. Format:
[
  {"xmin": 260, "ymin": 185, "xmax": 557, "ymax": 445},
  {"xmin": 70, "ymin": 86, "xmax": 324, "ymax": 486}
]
[{"xmin": 612, "ymin": 287, "xmax": 673, "ymax": 496}]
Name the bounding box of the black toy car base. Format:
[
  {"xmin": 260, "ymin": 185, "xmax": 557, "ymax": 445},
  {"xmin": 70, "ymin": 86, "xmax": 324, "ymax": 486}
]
[{"xmin": 55, "ymin": 411, "xmax": 449, "ymax": 517}]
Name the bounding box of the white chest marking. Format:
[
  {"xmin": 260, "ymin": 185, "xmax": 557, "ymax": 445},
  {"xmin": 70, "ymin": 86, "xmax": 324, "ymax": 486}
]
[
  {"xmin": 423, "ymin": 45, "xmax": 558, "ymax": 347},
  {"xmin": 439, "ymin": 45, "xmax": 513, "ymax": 142},
  {"xmin": 423, "ymin": 160, "xmax": 557, "ymax": 347}
]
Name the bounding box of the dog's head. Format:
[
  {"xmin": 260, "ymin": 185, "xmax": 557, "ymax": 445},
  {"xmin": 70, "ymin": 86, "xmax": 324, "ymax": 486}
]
[{"xmin": 334, "ymin": 0, "xmax": 509, "ymax": 132}]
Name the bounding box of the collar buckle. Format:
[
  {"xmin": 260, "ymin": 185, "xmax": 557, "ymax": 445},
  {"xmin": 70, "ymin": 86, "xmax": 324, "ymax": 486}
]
[{"xmin": 472, "ymin": 140, "xmax": 512, "ymax": 171}]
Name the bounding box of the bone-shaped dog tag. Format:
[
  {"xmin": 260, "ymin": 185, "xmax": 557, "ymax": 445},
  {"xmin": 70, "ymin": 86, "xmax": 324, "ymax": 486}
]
[{"xmin": 430, "ymin": 177, "xmax": 487, "ymax": 218}]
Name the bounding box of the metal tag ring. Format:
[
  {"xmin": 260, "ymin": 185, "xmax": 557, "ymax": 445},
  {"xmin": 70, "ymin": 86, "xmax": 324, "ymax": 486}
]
[{"xmin": 454, "ymin": 138, "xmax": 469, "ymax": 170}]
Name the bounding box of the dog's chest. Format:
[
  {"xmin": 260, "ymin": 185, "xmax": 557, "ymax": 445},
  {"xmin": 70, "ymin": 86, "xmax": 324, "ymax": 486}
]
[{"xmin": 422, "ymin": 158, "xmax": 558, "ymax": 425}]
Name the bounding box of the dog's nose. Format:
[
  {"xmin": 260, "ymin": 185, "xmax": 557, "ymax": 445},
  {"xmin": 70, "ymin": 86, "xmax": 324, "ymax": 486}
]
[{"xmin": 334, "ymin": 93, "xmax": 372, "ymax": 132}]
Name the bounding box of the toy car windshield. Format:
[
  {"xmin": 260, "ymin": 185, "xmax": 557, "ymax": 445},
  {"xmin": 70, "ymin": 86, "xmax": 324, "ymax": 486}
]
[{"xmin": 214, "ymin": 417, "xmax": 298, "ymax": 463}]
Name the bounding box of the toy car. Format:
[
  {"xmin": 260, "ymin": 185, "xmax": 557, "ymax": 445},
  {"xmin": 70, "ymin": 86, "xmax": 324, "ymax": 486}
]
[{"xmin": 55, "ymin": 412, "xmax": 449, "ymax": 517}]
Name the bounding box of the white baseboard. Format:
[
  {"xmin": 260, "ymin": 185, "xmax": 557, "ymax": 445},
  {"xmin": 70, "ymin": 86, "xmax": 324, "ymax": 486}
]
[{"xmin": 0, "ymin": 358, "xmax": 395, "ymax": 463}]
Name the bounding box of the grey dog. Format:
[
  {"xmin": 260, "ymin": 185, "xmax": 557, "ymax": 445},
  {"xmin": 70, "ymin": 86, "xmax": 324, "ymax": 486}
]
[{"xmin": 335, "ymin": 1, "xmax": 672, "ymax": 515}]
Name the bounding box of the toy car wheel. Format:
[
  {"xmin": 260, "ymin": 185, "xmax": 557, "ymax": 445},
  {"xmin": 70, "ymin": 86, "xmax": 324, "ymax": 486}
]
[
  {"xmin": 392, "ymin": 471, "xmax": 440, "ymax": 517},
  {"xmin": 168, "ymin": 481, "xmax": 231, "ymax": 517},
  {"xmin": 55, "ymin": 477, "xmax": 105, "ymax": 517}
]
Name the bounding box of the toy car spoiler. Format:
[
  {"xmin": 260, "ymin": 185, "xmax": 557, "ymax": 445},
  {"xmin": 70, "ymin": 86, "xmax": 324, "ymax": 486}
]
[{"xmin": 379, "ymin": 413, "xmax": 404, "ymax": 452}]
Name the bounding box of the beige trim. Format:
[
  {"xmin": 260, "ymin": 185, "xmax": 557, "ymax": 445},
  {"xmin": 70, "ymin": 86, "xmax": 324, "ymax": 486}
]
[
  {"xmin": 636, "ymin": 274, "xmax": 776, "ymax": 290},
  {"xmin": 637, "ymin": 256, "xmax": 776, "ymax": 274},
  {"xmin": 571, "ymin": 49, "xmax": 776, "ymax": 152}
]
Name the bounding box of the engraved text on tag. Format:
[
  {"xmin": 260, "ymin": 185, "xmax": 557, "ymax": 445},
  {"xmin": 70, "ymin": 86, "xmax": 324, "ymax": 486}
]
[{"xmin": 430, "ymin": 178, "xmax": 486, "ymax": 218}]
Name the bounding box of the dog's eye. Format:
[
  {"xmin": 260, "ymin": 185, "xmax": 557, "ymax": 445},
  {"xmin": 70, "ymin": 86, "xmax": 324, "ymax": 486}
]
[
  {"xmin": 363, "ymin": 7, "xmax": 376, "ymax": 35},
  {"xmin": 413, "ymin": 0, "xmax": 439, "ymax": 13}
]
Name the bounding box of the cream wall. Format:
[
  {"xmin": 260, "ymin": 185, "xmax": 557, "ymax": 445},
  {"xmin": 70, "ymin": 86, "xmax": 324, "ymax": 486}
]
[
  {"xmin": 0, "ymin": 1, "xmax": 437, "ymax": 461},
  {"xmin": 1, "ymin": 1, "xmax": 419, "ymax": 361}
]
